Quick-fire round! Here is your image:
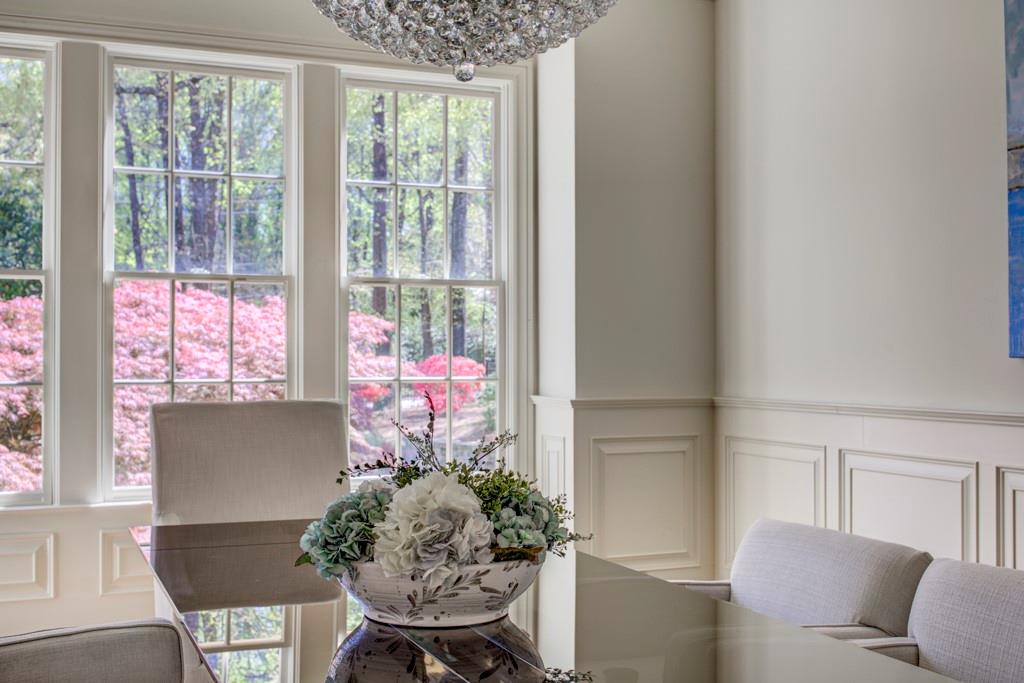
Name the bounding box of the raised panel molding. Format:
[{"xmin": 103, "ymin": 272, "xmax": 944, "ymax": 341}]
[
  {"xmin": 840, "ymin": 450, "xmax": 977, "ymax": 562},
  {"xmin": 591, "ymin": 436, "xmax": 700, "ymax": 573},
  {"xmin": 0, "ymin": 533, "xmax": 54, "ymax": 602},
  {"xmin": 724, "ymin": 437, "xmax": 826, "ymax": 566},
  {"xmin": 540, "ymin": 435, "xmax": 567, "ymax": 499},
  {"xmin": 100, "ymin": 530, "xmax": 153, "ymax": 596},
  {"xmin": 999, "ymin": 468, "xmax": 1024, "ymax": 569}
]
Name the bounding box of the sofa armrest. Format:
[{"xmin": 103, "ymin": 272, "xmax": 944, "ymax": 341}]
[
  {"xmin": 848, "ymin": 637, "xmax": 919, "ymax": 666},
  {"xmin": 0, "ymin": 619, "xmax": 184, "ymax": 683},
  {"xmin": 671, "ymin": 579, "xmax": 732, "ymax": 602}
]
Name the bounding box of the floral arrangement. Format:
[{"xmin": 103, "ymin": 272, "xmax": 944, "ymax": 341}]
[{"xmin": 297, "ymin": 394, "xmax": 587, "ymax": 588}]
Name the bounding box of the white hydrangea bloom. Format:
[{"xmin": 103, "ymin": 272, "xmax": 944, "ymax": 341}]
[{"xmin": 373, "ymin": 472, "xmax": 493, "ymax": 587}]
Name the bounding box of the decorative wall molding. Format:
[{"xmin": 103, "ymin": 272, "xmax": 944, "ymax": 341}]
[
  {"xmin": 591, "ymin": 436, "xmax": 700, "ymax": 573},
  {"xmin": 0, "ymin": 533, "xmax": 54, "ymax": 602},
  {"xmin": 715, "ymin": 396, "xmax": 1024, "ymax": 428},
  {"xmin": 840, "ymin": 450, "xmax": 978, "ymax": 562},
  {"xmin": 723, "ymin": 437, "xmax": 825, "ymax": 567},
  {"xmin": 99, "ymin": 529, "xmax": 153, "ymax": 596},
  {"xmin": 998, "ymin": 468, "xmax": 1024, "ymax": 569},
  {"xmin": 539, "ymin": 435, "xmax": 567, "ymax": 500},
  {"xmin": 532, "ymin": 395, "xmax": 714, "ymax": 410}
]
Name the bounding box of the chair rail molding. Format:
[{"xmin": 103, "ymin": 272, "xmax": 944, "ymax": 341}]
[{"xmin": 840, "ymin": 450, "xmax": 978, "ymax": 562}]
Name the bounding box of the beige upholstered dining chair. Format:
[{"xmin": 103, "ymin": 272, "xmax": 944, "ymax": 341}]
[
  {"xmin": 851, "ymin": 559, "xmax": 1024, "ymax": 681},
  {"xmin": 150, "ymin": 400, "xmax": 346, "ymax": 525},
  {"xmin": 0, "ymin": 619, "xmax": 183, "ymax": 683},
  {"xmin": 678, "ymin": 519, "xmax": 934, "ymax": 639}
]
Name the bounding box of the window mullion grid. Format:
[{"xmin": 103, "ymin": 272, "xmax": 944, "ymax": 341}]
[
  {"xmin": 168, "ymin": 277, "xmax": 177, "ymax": 400},
  {"xmin": 228, "ymin": 279, "xmax": 235, "ymax": 400},
  {"xmin": 445, "ymin": 284, "xmax": 453, "ymax": 462},
  {"xmin": 226, "ymin": 75, "xmax": 235, "ymax": 281},
  {"xmin": 394, "ymin": 280, "xmax": 402, "ymax": 458},
  {"xmin": 442, "ymin": 95, "xmax": 450, "ymax": 281}
]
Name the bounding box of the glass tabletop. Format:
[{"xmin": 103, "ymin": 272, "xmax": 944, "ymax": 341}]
[{"xmin": 130, "ymin": 521, "xmax": 954, "ymax": 683}]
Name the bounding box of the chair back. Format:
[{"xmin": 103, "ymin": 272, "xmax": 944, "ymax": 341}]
[
  {"xmin": 731, "ymin": 519, "xmax": 932, "ymax": 636},
  {"xmin": 151, "ymin": 400, "xmax": 345, "ymax": 525},
  {"xmin": 909, "ymin": 558, "xmax": 1024, "ymax": 683}
]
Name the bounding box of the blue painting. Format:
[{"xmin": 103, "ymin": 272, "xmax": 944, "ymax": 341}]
[{"xmin": 1007, "ymin": 0, "xmax": 1024, "ymax": 356}]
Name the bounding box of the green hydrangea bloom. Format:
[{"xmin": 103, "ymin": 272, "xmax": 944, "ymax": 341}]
[
  {"xmin": 490, "ymin": 491, "xmax": 571, "ymax": 551},
  {"xmin": 299, "ymin": 482, "xmax": 393, "ymax": 579}
]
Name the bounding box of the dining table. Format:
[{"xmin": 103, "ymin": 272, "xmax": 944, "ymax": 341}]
[{"xmin": 128, "ymin": 519, "xmax": 956, "ymax": 683}]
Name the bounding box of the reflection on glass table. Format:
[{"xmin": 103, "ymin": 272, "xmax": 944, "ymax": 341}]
[{"xmin": 130, "ymin": 521, "xmax": 956, "ymax": 683}]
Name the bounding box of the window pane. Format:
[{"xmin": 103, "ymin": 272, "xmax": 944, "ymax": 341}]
[
  {"xmin": 174, "ymin": 177, "xmax": 227, "ymax": 273},
  {"xmin": 114, "ymin": 279, "xmax": 170, "ymax": 381},
  {"xmin": 349, "ymin": 285, "xmax": 396, "ymax": 379},
  {"xmin": 0, "ymin": 279, "xmax": 42, "ymax": 383},
  {"xmin": 175, "ymin": 282, "xmax": 229, "ymax": 381},
  {"xmin": 184, "ymin": 611, "xmax": 226, "ymax": 645},
  {"xmin": 174, "ymin": 72, "xmax": 227, "ymax": 173},
  {"xmin": 452, "ymin": 287, "xmax": 497, "ymax": 378},
  {"xmin": 232, "ymin": 77, "xmax": 283, "ymax": 176},
  {"xmin": 114, "ymin": 384, "xmax": 169, "ymax": 487},
  {"xmin": 234, "ymin": 383, "xmax": 285, "ymax": 401},
  {"xmin": 234, "ymin": 283, "xmax": 286, "ymax": 380},
  {"xmin": 346, "ymin": 89, "xmax": 393, "ymax": 182},
  {"xmin": 174, "ymin": 384, "xmax": 229, "ymax": 402},
  {"xmin": 448, "ymin": 191, "xmax": 493, "ymax": 279},
  {"xmin": 0, "ymin": 166, "xmax": 43, "ymax": 270},
  {"xmin": 0, "ymin": 386, "xmax": 42, "ymax": 494},
  {"xmin": 448, "ymin": 96, "xmax": 493, "ymax": 187},
  {"xmin": 115, "ymin": 172, "xmax": 168, "ymax": 272},
  {"xmin": 400, "ymin": 383, "xmax": 446, "ymax": 463},
  {"xmin": 346, "ymin": 186, "xmax": 393, "ymax": 277},
  {"xmin": 0, "ymin": 57, "xmax": 44, "ymax": 163},
  {"xmin": 225, "ymin": 648, "xmax": 281, "ymax": 683},
  {"xmin": 452, "ymin": 382, "xmax": 497, "ymax": 466},
  {"xmin": 233, "ymin": 179, "xmax": 283, "ymax": 275},
  {"xmin": 398, "ymin": 188, "xmax": 443, "ymax": 279},
  {"xmin": 400, "ymin": 286, "xmax": 447, "ymax": 377},
  {"xmin": 348, "ymin": 382, "xmax": 394, "ymax": 467},
  {"xmin": 397, "ymin": 92, "xmax": 443, "ymax": 184},
  {"xmin": 230, "ymin": 606, "xmax": 284, "ymax": 641},
  {"xmin": 114, "ymin": 67, "xmax": 169, "ymax": 170}
]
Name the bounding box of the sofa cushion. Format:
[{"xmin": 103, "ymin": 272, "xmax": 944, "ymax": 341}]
[
  {"xmin": 909, "ymin": 558, "xmax": 1024, "ymax": 683},
  {"xmin": 731, "ymin": 519, "xmax": 933, "ymax": 636}
]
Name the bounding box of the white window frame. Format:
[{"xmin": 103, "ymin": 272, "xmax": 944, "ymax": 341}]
[
  {"xmin": 192, "ymin": 605, "xmax": 296, "ymax": 683},
  {"xmin": 101, "ymin": 49, "xmax": 300, "ymax": 502},
  {"xmin": 338, "ymin": 65, "xmax": 520, "ymax": 470},
  {"xmin": 0, "ymin": 42, "xmax": 58, "ymax": 507}
]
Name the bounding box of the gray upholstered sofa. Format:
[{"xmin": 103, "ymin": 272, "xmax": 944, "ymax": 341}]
[
  {"xmin": 679, "ymin": 518, "xmax": 934, "ymax": 639},
  {"xmin": 0, "ymin": 619, "xmax": 183, "ymax": 683}
]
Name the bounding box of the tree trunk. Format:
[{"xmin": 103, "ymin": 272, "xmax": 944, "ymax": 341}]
[
  {"xmin": 371, "ymin": 93, "xmax": 389, "ymax": 317},
  {"xmin": 115, "ymin": 88, "xmax": 146, "ymax": 271},
  {"xmin": 450, "ymin": 150, "xmax": 469, "ymax": 355}
]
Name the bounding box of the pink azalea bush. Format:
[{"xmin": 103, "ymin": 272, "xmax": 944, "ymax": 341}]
[{"xmin": 1, "ymin": 281, "xmax": 485, "ymax": 492}]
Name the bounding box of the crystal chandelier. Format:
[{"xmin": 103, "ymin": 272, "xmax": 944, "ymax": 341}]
[{"xmin": 312, "ymin": 0, "xmax": 618, "ymax": 82}]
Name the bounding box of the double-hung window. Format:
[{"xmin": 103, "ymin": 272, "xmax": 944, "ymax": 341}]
[
  {"xmin": 343, "ymin": 80, "xmax": 505, "ymax": 468},
  {"xmin": 0, "ymin": 49, "xmax": 53, "ymax": 505},
  {"xmin": 107, "ymin": 59, "xmax": 293, "ymax": 495}
]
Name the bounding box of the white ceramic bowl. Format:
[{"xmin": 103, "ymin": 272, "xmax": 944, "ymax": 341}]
[{"xmin": 340, "ymin": 558, "xmax": 544, "ymax": 627}]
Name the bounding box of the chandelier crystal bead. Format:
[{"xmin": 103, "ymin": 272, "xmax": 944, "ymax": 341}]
[{"xmin": 312, "ymin": 0, "xmax": 618, "ymax": 81}]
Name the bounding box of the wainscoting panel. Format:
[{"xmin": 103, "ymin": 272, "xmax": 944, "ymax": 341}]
[
  {"xmin": 840, "ymin": 450, "xmax": 977, "ymax": 561},
  {"xmin": 716, "ymin": 398, "xmax": 1021, "ymax": 574},
  {"xmin": 999, "ymin": 468, "xmax": 1024, "ymax": 568},
  {"xmin": 100, "ymin": 529, "xmax": 153, "ymax": 596},
  {"xmin": 0, "ymin": 533, "xmax": 53, "ymax": 602},
  {"xmin": 591, "ymin": 436, "xmax": 699, "ymax": 573},
  {"xmin": 722, "ymin": 437, "xmax": 825, "ymax": 568}
]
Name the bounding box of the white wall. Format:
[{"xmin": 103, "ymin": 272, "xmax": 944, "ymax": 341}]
[
  {"xmin": 714, "ymin": 0, "xmax": 1024, "ymax": 576},
  {"xmin": 575, "ymin": 0, "xmax": 716, "ymax": 400},
  {"xmin": 717, "ymin": 0, "xmax": 1019, "ymax": 412}
]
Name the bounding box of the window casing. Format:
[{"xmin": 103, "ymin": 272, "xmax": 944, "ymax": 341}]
[
  {"xmin": 103, "ymin": 57, "xmax": 296, "ymax": 500},
  {"xmin": 0, "ymin": 47, "xmax": 55, "ymax": 506},
  {"xmin": 342, "ymin": 75, "xmax": 509, "ymax": 469}
]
